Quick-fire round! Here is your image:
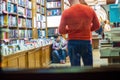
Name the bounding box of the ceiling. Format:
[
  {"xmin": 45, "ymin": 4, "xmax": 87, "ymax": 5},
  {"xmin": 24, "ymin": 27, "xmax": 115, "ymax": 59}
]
[{"xmin": 85, "ymin": 0, "xmax": 106, "ymax": 5}]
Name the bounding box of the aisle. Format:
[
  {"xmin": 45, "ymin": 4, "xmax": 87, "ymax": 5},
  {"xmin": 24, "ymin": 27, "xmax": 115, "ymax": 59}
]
[{"xmin": 49, "ymin": 49, "xmax": 108, "ymax": 67}]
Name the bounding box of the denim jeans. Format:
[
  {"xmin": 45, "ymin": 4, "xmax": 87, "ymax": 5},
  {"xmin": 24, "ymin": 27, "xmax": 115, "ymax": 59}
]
[
  {"xmin": 68, "ymin": 40, "xmax": 93, "ymax": 66},
  {"xmin": 52, "ymin": 49, "xmax": 66, "ymax": 63}
]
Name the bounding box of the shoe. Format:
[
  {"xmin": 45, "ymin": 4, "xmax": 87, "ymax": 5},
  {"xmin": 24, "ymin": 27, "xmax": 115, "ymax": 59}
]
[
  {"xmin": 60, "ymin": 60, "xmax": 65, "ymax": 64},
  {"xmin": 62, "ymin": 60, "xmax": 65, "ymax": 64}
]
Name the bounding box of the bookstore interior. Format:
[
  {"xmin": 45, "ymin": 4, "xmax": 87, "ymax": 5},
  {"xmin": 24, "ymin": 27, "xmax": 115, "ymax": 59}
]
[{"xmin": 0, "ymin": 0, "xmax": 120, "ymax": 70}]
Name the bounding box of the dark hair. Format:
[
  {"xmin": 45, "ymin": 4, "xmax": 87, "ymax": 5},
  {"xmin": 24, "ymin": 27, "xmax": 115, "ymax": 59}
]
[{"xmin": 54, "ymin": 34, "xmax": 60, "ymax": 39}]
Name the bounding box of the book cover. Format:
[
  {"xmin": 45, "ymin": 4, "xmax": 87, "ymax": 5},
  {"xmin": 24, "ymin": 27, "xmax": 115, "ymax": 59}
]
[
  {"xmin": 11, "ymin": 4, "xmax": 14, "ymax": 13},
  {"xmin": 0, "ymin": 4, "xmax": 2, "ymax": 14},
  {"xmin": 18, "ymin": 18, "xmax": 22, "ymax": 27},
  {"xmin": 0, "ymin": 15, "xmax": 4, "ymax": 26},
  {"xmin": 8, "ymin": 15, "xmax": 11, "ymax": 26},
  {"xmin": 4, "ymin": 15, "xmax": 8, "ymax": 26},
  {"xmin": 14, "ymin": 4, "xmax": 17, "ymax": 13},
  {"xmin": 7, "ymin": 2, "xmax": 11, "ymax": 13},
  {"xmin": 2, "ymin": 1, "xmax": 7, "ymax": 12},
  {"xmin": 22, "ymin": 18, "xmax": 26, "ymax": 27},
  {"xmin": 12, "ymin": 16, "xmax": 17, "ymax": 27}
]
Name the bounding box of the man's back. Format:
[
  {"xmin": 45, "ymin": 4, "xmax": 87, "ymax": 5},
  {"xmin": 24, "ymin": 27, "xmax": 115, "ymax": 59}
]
[{"xmin": 59, "ymin": 4, "xmax": 100, "ymax": 40}]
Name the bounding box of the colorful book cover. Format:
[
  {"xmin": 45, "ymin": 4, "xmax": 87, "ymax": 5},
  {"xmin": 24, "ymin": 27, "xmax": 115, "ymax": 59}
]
[
  {"xmin": 4, "ymin": 15, "xmax": 8, "ymax": 26},
  {"xmin": 7, "ymin": 2, "xmax": 11, "ymax": 13}
]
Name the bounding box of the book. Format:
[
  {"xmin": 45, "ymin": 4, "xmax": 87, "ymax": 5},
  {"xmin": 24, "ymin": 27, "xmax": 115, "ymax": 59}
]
[
  {"xmin": 2, "ymin": 1, "xmax": 7, "ymax": 12},
  {"xmin": 26, "ymin": 9, "xmax": 32, "ymax": 18},
  {"xmin": 12, "ymin": 16, "xmax": 17, "ymax": 26},
  {"xmin": 22, "ymin": 18, "xmax": 26, "ymax": 27},
  {"xmin": 4, "ymin": 15, "xmax": 8, "ymax": 26},
  {"xmin": 19, "ymin": 30, "xmax": 27, "ymax": 38},
  {"xmin": 18, "ymin": 18, "xmax": 22, "ymax": 27},
  {"xmin": 41, "ymin": 7, "xmax": 45, "ymax": 14},
  {"xmin": 27, "ymin": 30, "xmax": 32, "ymax": 38},
  {"xmin": 36, "ymin": 5, "xmax": 40, "ymax": 12},
  {"xmin": 38, "ymin": 29, "xmax": 42, "ymax": 37},
  {"xmin": 0, "ymin": 15, "xmax": 4, "ymax": 26},
  {"xmin": 8, "ymin": 15, "xmax": 17, "ymax": 27},
  {"xmin": 47, "ymin": 2, "xmax": 61, "ymax": 8},
  {"xmin": 36, "ymin": 0, "xmax": 40, "ymax": 4},
  {"xmin": 36, "ymin": 21, "xmax": 41, "ymax": 29},
  {"xmin": 0, "ymin": 32, "xmax": 7, "ymax": 39},
  {"xmin": 36, "ymin": 13, "xmax": 41, "ymax": 21},
  {"xmin": 18, "ymin": 0, "xmax": 25, "ymax": 7},
  {"xmin": 26, "ymin": 19, "xmax": 32, "ymax": 28},
  {"xmin": 47, "ymin": 9, "xmax": 61, "ymax": 16},
  {"xmin": 0, "ymin": 3, "xmax": 2, "ymax": 14},
  {"xmin": 41, "ymin": 0, "xmax": 44, "ymax": 6},
  {"xmin": 9, "ymin": 29, "xmax": 18, "ymax": 38}
]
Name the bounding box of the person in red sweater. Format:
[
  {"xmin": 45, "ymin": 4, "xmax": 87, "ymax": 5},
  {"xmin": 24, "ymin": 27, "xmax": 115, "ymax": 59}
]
[{"xmin": 58, "ymin": 0, "xmax": 100, "ymax": 66}]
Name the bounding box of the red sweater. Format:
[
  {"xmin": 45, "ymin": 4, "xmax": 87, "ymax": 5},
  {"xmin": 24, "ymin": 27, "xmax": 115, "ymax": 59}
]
[{"xmin": 59, "ymin": 4, "xmax": 100, "ymax": 40}]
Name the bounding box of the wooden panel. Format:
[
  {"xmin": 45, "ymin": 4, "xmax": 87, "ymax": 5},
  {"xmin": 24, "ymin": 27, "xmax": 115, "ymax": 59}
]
[
  {"xmin": 18, "ymin": 54, "xmax": 26, "ymax": 68},
  {"xmin": 41, "ymin": 47, "xmax": 46, "ymax": 67},
  {"xmin": 28, "ymin": 51, "xmax": 35, "ymax": 68},
  {"xmin": 2, "ymin": 57, "xmax": 8, "ymax": 68},
  {"xmin": 8, "ymin": 58, "xmax": 18, "ymax": 68},
  {"xmin": 92, "ymin": 38, "xmax": 99, "ymax": 49},
  {"xmin": 34, "ymin": 48, "xmax": 42, "ymax": 68},
  {"xmin": 46, "ymin": 46, "xmax": 50, "ymax": 65}
]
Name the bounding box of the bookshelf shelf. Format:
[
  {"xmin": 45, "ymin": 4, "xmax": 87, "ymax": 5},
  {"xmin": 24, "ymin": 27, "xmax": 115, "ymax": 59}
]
[
  {"xmin": 46, "ymin": 7, "xmax": 61, "ymax": 9},
  {"xmin": 9, "ymin": 27, "xmax": 17, "ymax": 29},
  {"xmin": 8, "ymin": 13, "xmax": 17, "ymax": 15}
]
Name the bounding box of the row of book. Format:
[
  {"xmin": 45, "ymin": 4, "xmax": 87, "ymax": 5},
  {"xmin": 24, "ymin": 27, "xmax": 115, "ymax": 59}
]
[
  {"xmin": 18, "ymin": 6, "xmax": 32, "ymax": 18},
  {"xmin": 0, "ymin": 29, "xmax": 32, "ymax": 40},
  {"xmin": 1, "ymin": 1, "xmax": 32, "ymax": 14},
  {"xmin": 36, "ymin": 21, "xmax": 46, "ymax": 29},
  {"xmin": 47, "ymin": 2, "xmax": 61, "ymax": 8},
  {"xmin": 0, "ymin": 32, "xmax": 7, "ymax": 40},
  {"xmin": 18, "ymin": 19, "xmax": 31, "ymax": 28},
  {"xmin": 36, "ymin": 14, "xmax": 45, "ymax": 21},
  {"xmin": 0, "ymin": 15, "xmax": 8, "ymax": 26},
  {"xmin": 19, "ymin": 30, "xmax": 32, "ymax": 38},
  {"xmin": 7, "ymin": 0, "xmax": 32, "ymax": 9},
  {"xmin": 0, "ymin": 15, "xmax": 32, "ymax": 28},
  {"xmin": 9, "ymin": 29, "xmax": 18, "ymax": 38},
  {"xmin": 36, "ymin": 0, "xmax": 45, "ymax": 6},
  {"xmin": 36, "ymin": 4, "xmax": 45, "ymax": 14},
  {"xmin": 38, "ymin": 30, "xmax": 46, "ymax": 38},
  {"xmin": 7, "ymin": 2, "xmax": 17, "ymax": 13},
  {"xmin": 48, "ymin": 28, "xmax": 58, "ymax": 37},
  {"xmin": 47, "ymin": 9, "xmax": 61, "ymax": 16}
]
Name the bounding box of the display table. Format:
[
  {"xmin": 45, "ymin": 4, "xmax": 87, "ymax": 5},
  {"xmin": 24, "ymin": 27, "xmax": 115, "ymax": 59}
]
[
  {"xmin": 2, "ymin": 45, "xmax": 51, "ymax": 69},
  {"xmin": 101, "ymin": 56, "xmax": 120, "ymax": 64},
  {"xmin": 92, "ymin": 37, "xmax": 99, "ymax": 49}
]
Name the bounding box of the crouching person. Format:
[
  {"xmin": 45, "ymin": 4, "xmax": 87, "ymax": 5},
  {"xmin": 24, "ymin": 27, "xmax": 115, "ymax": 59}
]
[{"xmin": 52, "ymin": 34, "xmax": 67, "ymax": 64}]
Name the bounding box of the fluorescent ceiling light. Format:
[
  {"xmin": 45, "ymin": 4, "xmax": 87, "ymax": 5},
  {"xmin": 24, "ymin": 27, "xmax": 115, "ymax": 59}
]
[{"xmin": 115, "ymin": 0, "xmax": 118, "ymax": 4}]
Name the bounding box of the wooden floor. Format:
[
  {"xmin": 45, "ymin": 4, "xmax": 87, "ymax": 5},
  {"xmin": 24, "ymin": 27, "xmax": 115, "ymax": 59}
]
[{"xmin": 49, "ymin": 49, "xmax": 108, "ymax": 67}]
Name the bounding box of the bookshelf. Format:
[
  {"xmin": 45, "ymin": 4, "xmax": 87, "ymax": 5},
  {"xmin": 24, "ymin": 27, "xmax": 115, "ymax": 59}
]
[
  {"xmin": 46, "ymin": 0, "xmax": 64, "ymax": 37},
  {"xmin": 34, "ymin": 0, "xmax": 47, "ymax": 38},
  {"xmin": 0, "ymin": 0, "xmax": 33, "ymax": 45}
]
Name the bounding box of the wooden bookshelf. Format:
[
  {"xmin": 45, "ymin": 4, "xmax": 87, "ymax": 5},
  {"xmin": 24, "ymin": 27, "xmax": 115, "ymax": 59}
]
[
  {"xmin": 1, "ymin": 0, "xmax": 50, "ymax": 69},
  {"xmin": 0, "ymin": 0, "xmax": 33, "ymax": 43},
  {"xmin": 46, "ymin": 0, "xmax": 64, "ymax": 37}
]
